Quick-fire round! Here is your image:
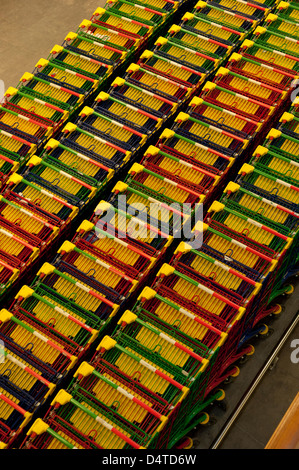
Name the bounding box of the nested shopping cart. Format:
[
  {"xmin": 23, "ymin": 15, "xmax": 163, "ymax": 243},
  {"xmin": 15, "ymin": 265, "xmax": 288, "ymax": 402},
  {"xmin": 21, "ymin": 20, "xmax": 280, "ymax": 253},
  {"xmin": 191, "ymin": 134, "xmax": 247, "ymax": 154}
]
[
  {"xmin": 156, "ymin": 128, "xmax": 235, "ymax": 177},
  {"xmin": 226, "ymin": 53, "xmax": 296, "ymax": 93},
  {"xmin": 60, "ymin": 122, "xmax": 131, "ymax": 171},
  {"xmin": 21, "ymin": 417, "xmax": 101, "ymax": 449},
  {"xmin": 251, "ymin": 25, "xmax": 299, "ymax": 61},
  {"xmin": 180, "ymin": 10, "xmax": 245, "ymax": 50},
  {"xmin": 33, "ymin": 58, "xmax": 99, "ymax": 99},
  {"xmin": 38, "ymin": 388, "xmax": 150, "ymax": 449},
  {"xmin": 172, "ymin": 112, "xmax": 249, "ymax": 158},
  {"xmin": 264, "ymin": 10, "xmax": 299, "ymax": 40},
  {"xmin": 264, "ymin": 128, "xmax": 299, "ymax": 163},
  {"xmin": 139, "ymin": 146, "xmax": 222, "ymax": 206},
  {"xmin": 40, "ymin": 138, "xmax": 115, "ymax": 192},
  {"xmin": 0, "ymin": 193, "xmax": 59, "ymax": 251},
  {"xmin": 3, "ymin": 87, "xmax": 69, "ymax": 139},
  {"xmin": 0, "ymin": 387, "xmax": 33, "ymax": 448},
  {"xmin": 47, "ymin": 44, "xmax": 112, "ymax": 87},
  {"xmin": 73, "ymin": 219, "xmax": 157, "ymax": 283},
  {"xmin": 93, "ymin": 91, "xmax": 163, "ymax": 137},
  {"xmin": 125, "ymin": 161, "xmax": 209, "ymax": 212},
  {"xmin": 239, "ymin": 39, "xmax": 299, "ymax": 76},
  {"xmin": 10, "ymin": 284, "xmax": 100, "ymax": 364},
  {"xmin": 276, "ymin": 1, "xmax": 299, "ymax": 23},
  {"xmin": 220, "ymin": 180, "xmax": 299, "ymax": 285},
  {"xmin": 2, "ymin": 172, "xmax": 78, "ymax": 233},
  {"xmin": 31, "ymin": 261, "xmax": 121, "ymax": 326},
  {"xmin": 90, "ymin": 200, "xmax": 174, "ymax": 262},
  {"xmin": 105, "ymin": 0, "xmax": 168, "ymax": 32},
  {"xmin": 278, "ymin": 112, "xmax": 299, "ymax": 141},
  {"xmin": 190, "ymin": 1, "xmax": 256, "ymax": 34},
  {"xmin": 108, "ymin": 178, "xmax": 192, "ymax": 237},
  {"xmin": 109, "ymin": 76, "xmax": 178, "ymax": 120},
  {"xmin": 55, "ymin": 239, "xmax": 139, "ymax": 300},
  {"xmin": 0, "ymin": 128, "xmax": 37, "ymax": 173},
  {"xmin": 200, "ymin": 81, "xmax": 274, "ymax": 123},
  {"xmin": 18, "ymin": 72, "xmax": 85, "ymax": 118},
  {"xmin": 214, "ymin": 66, "xmax": 287, "ymax": 107},
  {"xmin": 125, "ymin": 63, "xmax": 193, "ymax": 104},
  {"xmin": 187, "ymin": 96, "xmax": 261, "ymax": 142},
  {"xmin": 91, "ymin": 7, "xmax": 154, "ymax": 46},
  {"xmin": 137, "ymin": 49, "xmax": 206, "ymax": 91},
  {"xmin": 21, "ymin": 156, "xmax": 97, "ymax": 211},
  {"xmin": 0, "ymin": 308, "xmax": 77, "ymax": 385},
  {"xmin": 167, "ymin": 23, "xmax": 232, "ymax": 62},
  {"xmin": 207, "ymin": 0, "xmax": 272, "ymax": 22},
  {"xmin": 153, "ymin": 36, "xmax": 219, "ymax": 78},
  {"xmin": 68, "ymin": 25, "xmax": 131, "ymax": 68},
  {"xmin": 78, "ymin": 105, "xmax": 147, "ymax": 153}
]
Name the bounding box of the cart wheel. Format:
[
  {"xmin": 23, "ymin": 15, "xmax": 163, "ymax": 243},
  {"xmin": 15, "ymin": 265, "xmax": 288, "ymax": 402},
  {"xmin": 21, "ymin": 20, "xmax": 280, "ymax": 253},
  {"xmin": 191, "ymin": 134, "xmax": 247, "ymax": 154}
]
[
  {"xmin": 175, "ymin": 437, "xmax": 193, "ymax": 449},
  {"xmin": 200, "ymin": 412, "xmax": 210, "ymax": 425},
  {"xmin": 259, "ymin": 324, "xmax": 269, "ymax": 335},
  {"xmin": 285, "ymin": 284, "xmax": 294, "ymax": 295},
  {"xmin": 246, "ymin": 344, "xmax": 255, "ymax": 355},
  {"xmin": 230, "ymin": 366, "xmax": 240, "ymax": 378},
  {"xmin": 272, "ymin": 304, "xmax": 282, "ymax": 315},
  {"xmin": 216, "ymin": 389, "xmax": 225, "ymax": 401}
]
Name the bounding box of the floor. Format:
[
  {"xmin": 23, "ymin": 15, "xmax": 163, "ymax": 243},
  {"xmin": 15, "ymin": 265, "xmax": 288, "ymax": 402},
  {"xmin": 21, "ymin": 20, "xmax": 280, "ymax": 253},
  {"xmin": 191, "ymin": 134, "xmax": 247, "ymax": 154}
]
[{"xmin": 0, "ymin": 0, "xmax": 298, "ymax": 450}]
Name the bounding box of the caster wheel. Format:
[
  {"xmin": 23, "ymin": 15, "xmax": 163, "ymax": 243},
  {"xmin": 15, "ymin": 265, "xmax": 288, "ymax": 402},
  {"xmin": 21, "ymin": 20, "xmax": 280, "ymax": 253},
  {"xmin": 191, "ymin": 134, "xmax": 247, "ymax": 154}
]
[
  {"xmin": 285, "ymin": 284, "xmax": 294, "ymax": 295},
  {"xmin": 272, "ymin": 304, "xmax": 282, "ymax": 315},
  {"xmin": 230, "ymin": 366, "xmax": 240, "ymax": 378},
  {"xmin": 200, "ymin": 413, "xmax": 210, "ymax": 425},
  {"xmin": 175, "ymin": 437, "xmax": 193, "ymax": 449},
  {"xmin": 216, "ymin": 389, "xmax": 225, "ymax": 401},
  {"xmin": 246, "ymin": 344, "xmax": 255, "ymax": 355},
  {"xmin": 259, "ymin": 324, "xmax": 269, "ymax": 335}
]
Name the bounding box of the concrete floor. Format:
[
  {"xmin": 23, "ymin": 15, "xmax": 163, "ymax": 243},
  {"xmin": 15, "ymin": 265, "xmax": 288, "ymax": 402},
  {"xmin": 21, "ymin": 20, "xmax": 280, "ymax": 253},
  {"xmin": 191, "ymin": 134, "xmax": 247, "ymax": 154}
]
[{"xmin": 0, "ymin": 0, "xmax": 298, "ymax": 450}]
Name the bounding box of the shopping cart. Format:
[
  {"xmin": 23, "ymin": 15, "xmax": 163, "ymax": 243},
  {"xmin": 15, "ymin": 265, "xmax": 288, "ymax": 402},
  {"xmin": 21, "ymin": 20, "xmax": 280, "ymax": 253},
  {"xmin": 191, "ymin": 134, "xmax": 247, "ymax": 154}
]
[
  {"xmin": 252, "ymin": 25, "xmax": 299, "ymax": 60},
  {"xmin": 180, "ymin": 11, "xmax": 245, "ymax": 47},
  {"xmin": 105, "ymin": 0, "xmax": 168, "ymax": 30},
  {"xmin": 200, "ymin": 81, "xmax": 274, "ymax": 123},
  {"xmin": 109, "ymin": 76, "xmax": 178, "ymax": 120},
  {"xmin": 172, "ymin": 112, "xmax": 249, "ymax": 158},
  {"xmin": 156, "ymin": 128, "xmax": 235, "ymax": 176},
  {"xmin": 33, "ymin": 58, "xmax": 99, "ymax": 98},
  {"xmin": 125, "ymin": 63, "xmax": 193, "ymax": 104},
  {"xmin": 60, "ymin": 122, "xmax": 131, "ymax": 171},
  {"xmin": 0, "ymin": 391, "xmax": 33, "ymax": 448},
  {"xmin": 264, "ymin": 10, "xmax": 299, "ymax": 40},
  {"xmin": 3, "ymin": 87, "xmax": 69, "ymax": 138},
  {"xmin": 276, "ymin": 1, "xmax": 299, "ymax": 23},
  {"xmin": 108, "ymin": 178, "xmax": 192, "ymax": 237},
  {"xmin": 187, "ymin": 96, "xmax": 260, "ymax": 142},
  {"xmin": 55, "ymin": 239, "xmax": 139, "ymax": 300},
  {"xmin": 91, "ymin": 7, "xmax": 153, "ymax": 43},
  {"xmin": 92, "ymin": 200, "xmax": 174, "ymax": 260},
  {"xmin": 263, "ymin": 128, "xmax": 299, "ymax": 164},
  {"xmin": 153, "ymin": 36, "xmax": 219, "ymax": 77},
  {"xmin": 139, "ymin": 147, "xmax": 222, "ymax": 206},
  {"xmin": 93, "ymin": 91, "xmax": 163, "ymax": 137},
  {"xmin": 226, "ymin": 53, "xmax": 295, "ymax": 92},
  {"xmin": 239, "ymin": 39, "xmax": 299, "ymax": 76},
  {"xmin": 21, "ymin": 156, "xmax": 97, "ymax": 210},
  {"xmin": 207, "ymin": 0, "xmax": 271, "ymax": 22},
  {"xmin": 78, "ymin": 105, "xmax": 147, "ymax": 153},
  {"xmin": 18, "ymin": 72, "xmax": 85, "ymax": 117},
  {"xmin": 0, "ymin": 308, "xmax": 77, "ymax": 384},
  {"xmin": 236, "ymin": 163, "xmax": 299, "ymax": 213},
  {"xmin": 40, "ymin": 138, "xmax": 115, "ymax": 192},
  {"xmin": 21, "ymin": 417, "xmax": 96, "ymax": 449},
  {"xmin": 42, "ymin": 388, "xmax": 149, "ymax": 449},
  {"xmin": 48, "ymin": 44, "xmax": 112, "ymax": 86},
  {"xmin": 190, "ymin": 1, "xmax": 255, "ymax": 34},
  {"xmin": 3, "ymin": 172, "xmax": 79, "ymax": 230},
  {"xmin": 278, "ymin": 112, "xmax": 299, "ymax": 141},
  {"xmin": 67, "ymin": 27, "xmax": 130, "ymax": 68}
]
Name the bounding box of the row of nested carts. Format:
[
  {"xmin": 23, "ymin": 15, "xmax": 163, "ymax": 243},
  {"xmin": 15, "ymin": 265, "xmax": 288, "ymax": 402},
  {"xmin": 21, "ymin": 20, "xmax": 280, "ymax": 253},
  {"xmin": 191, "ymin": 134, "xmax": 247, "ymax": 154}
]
[{"xmin": 0, "ymin": 0, "xmax": 298, "ymax": 450}]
